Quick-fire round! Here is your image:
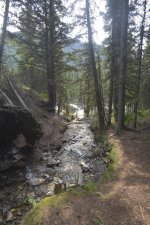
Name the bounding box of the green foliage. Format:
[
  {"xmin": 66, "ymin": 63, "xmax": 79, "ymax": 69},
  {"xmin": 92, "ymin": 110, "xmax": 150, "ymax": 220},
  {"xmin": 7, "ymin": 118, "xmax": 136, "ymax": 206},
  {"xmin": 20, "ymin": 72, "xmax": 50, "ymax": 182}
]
[
  {"xmin": 83, "ymin": 181, "xmax": 97, "ymax": 193},
  {"xmin": 100, "ymin": 144, "xmax": 118, "ymax": 183},
  {"xmin": 124, "ymin": 112, "xmax": 135, "ymax": 124},
  {"xmin": 92, "ymin": 140, "xmax": 112, "ymax": 158},
  {"xmin": 91, "ymin": 217, "xmax": 104, "ymax": 225},
  {"xmin": 124, "ymin": 110, "xmax": 150, "ymax": 125},
  {"xmin": 21, "ymin": 84, "xmax": 48, "ymax": 102},
  {"xmin": 90, "ymin": 113, "xmax": 100, "ymax": 135},
  {"xmin": 28, "ymin": 198, "xmax": 37, "ymax": 208}
]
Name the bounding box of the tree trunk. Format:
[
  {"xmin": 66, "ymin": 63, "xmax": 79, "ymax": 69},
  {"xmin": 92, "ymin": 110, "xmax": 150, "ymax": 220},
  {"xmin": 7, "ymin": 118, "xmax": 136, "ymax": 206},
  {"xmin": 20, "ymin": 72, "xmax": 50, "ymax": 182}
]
[
  {"xmin": 108, "ymin": 23, "xmax": 115, "ymax": 125},
  {"xmin": 108, "ymin": 0, "xmax": 120, "ymax": 124},
  {"xmin": 44, "ymin": 0, "xmax": 56, "ymax": 113},
  {"xmin": 117, "ymin": 0, "xmax": 129, "ymax": 134},
  {"xmin": 0, "ymin": 0, "xmax": 10, "ymax": 76},
  {"xmin": 86, "ymin": 0, "xmax": 105, "ymax": 130},
  {"xmin": 134, "ymin": 0, "xmax": 147, "ymax": 128}
]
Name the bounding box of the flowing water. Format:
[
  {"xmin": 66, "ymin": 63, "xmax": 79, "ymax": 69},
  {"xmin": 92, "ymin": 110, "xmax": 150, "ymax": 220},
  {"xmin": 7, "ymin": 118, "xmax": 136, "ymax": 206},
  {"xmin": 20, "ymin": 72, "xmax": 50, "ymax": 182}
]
[{"xmin": 0, "ymin": 108, "xmax": 106, "ymax": 224}]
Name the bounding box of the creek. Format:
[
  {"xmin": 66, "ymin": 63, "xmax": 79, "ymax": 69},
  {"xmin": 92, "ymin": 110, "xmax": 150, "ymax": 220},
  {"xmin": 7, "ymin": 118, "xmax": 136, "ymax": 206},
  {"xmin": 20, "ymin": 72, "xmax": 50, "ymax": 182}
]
[{"xmin": 0, "ymin": 110, "xmax": 106, "ymax": 224}]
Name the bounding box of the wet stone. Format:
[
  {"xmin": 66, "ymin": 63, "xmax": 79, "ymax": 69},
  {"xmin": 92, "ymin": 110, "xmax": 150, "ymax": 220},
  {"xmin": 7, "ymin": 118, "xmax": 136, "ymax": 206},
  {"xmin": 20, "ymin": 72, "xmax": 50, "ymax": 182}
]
[
  {"xmin": 27, "ymin": 177, "xmax": 45, "ymax": 186},
  {"xmin": 80, "ymin": 162, "xmax": 91, "ymax": 173},
  {"xmin": 6, "ymin": 211, "xmax": 14, "ymax": 222},
  {"xmin": 46, "ymin": 158, "xmax": 60, "ymax": 167}
]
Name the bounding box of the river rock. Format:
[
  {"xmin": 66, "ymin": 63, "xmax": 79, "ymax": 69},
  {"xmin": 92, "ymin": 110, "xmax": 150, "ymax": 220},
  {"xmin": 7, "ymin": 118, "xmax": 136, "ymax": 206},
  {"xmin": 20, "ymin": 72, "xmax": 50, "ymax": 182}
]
[
  {"xmin": 27, "ymin": 192, "xmax": 35, "ymax": 199},
  {"xmin": 6, "ymin": 211, "xmax": 14, "ymax": 222},
  {"xmin": 46, "ymin": 179, "xmax": 64, "ymax": 196},
  {"xmin": 13, "ymin": 134, "xmax": 28, "ymax": 148},
  {"xmin": 46, "ymin": 183, "xmax": 55, "ymax": 196},
  {"xmin": 27, "ymin": 177, "xmax": 45, "ymax": 186},
  {"xmin": 65, "ymin": 182, "xmax": 76, "ymax": 188},
  {"xmin": 47, "ymin": 158, "xmax": 60, "ymax": 167},
  {"xmin": 12, "ymin": 152, "xmax": 24, "ymax": 161},
  {"xmin": 12, "ymin": 160, "xmax": 26, "ymax": 169},
  {"xmin": 80, "ymin": 161, "xmax": 91, "ymax": 173},
  {"xmin": 0, "ymin": 160, "xmax": 12, "ymax": 171},
  {"xmin": 43, "ymin": 174, "xmax": 50, "ymax": 179},
  {"xmin": 53, "ymin": 177, "xmax": 63, "ymax": 183}
]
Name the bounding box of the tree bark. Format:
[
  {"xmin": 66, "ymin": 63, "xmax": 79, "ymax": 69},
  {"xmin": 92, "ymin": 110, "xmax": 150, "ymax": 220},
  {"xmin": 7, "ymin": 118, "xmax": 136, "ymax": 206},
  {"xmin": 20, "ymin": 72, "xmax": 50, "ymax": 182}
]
[
  {"xmin": 0, "ymin": 0, "xmax": 10, "ymax": 76},
  {"xmin": 134, "ymin": 0, "xmax": 147, "ymax": 128},
  {"xmin": 108, "ymin": 0, "xmax": 121, "ymax": 124},
  {"xmin": 116, "ymin": 0, "xmax": 129, "ymax": 134},
  {"xmin": 44, "ymin": 0, "xmax": 56, "ymax": 113},
  {"xmin": 108, "ymin": 21, "xmax": 115, "ymax": 125},
  {"xmin": 86, "ymin": 0, "xmax": 105, "ymax": 130}
]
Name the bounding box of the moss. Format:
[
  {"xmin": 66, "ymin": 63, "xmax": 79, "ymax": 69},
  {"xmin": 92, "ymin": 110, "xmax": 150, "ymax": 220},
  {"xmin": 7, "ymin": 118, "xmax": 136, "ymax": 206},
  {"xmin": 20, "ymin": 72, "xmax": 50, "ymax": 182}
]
[
  {"xmin": 67, "ymin": 182, "xmax": 97, "ymax": 196},
  {"xmin": 21, "ymin": 193, "xmax": 70, "ymax": 225}
]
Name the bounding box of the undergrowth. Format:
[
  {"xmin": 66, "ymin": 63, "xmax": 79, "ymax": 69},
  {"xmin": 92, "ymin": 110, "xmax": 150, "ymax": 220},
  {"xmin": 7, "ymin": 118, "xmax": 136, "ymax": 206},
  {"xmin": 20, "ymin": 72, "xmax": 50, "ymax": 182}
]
[
  {"xmin": 100, "ymin": 144, "xmax": 118, "ymax": 183},
  {"xmin": 123, "ymin": 110, "xmax": 150, "ymax": 126}
]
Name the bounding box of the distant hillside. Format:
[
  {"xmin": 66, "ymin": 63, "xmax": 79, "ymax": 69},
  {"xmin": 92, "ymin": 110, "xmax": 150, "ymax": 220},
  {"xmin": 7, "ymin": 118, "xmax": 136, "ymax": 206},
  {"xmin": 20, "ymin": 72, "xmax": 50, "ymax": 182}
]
[
  {"xmin": 65, "ymin": 40, "xmax": 85, "ymax": 52},
  {"xmin": 4, "ymin": 40, "xmax": 19, "ymax": 71}
]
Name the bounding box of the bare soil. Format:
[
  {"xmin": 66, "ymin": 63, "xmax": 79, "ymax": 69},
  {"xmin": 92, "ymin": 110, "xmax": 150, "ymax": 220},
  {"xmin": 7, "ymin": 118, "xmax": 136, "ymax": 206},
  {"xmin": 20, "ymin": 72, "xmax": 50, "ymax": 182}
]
[{"xmin": 39, "ymin": 125, "xmax": 150, "ymax": 225}]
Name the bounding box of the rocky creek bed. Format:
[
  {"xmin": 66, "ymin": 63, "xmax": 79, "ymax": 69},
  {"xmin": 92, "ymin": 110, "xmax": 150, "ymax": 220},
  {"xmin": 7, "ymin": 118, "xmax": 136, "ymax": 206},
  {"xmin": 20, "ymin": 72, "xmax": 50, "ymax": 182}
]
[{"xmin": 0, "ymin": 119, "xmax": 106, "ymax": 225}]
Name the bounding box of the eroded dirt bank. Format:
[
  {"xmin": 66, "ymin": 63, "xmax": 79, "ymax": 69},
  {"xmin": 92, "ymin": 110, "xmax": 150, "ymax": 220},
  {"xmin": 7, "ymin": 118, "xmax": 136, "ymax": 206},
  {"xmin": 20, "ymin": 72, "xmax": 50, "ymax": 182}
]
[{"xmin": 0, "ymin": 114, "xmax": 67, "ymax": 224}]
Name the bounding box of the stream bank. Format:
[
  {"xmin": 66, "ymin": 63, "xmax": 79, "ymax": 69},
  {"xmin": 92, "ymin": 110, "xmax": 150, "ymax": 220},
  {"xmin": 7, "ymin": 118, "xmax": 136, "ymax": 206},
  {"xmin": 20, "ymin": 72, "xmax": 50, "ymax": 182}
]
[{"xmin": 0, "ymin": 116, "xmax": 106, "ymax": 224}]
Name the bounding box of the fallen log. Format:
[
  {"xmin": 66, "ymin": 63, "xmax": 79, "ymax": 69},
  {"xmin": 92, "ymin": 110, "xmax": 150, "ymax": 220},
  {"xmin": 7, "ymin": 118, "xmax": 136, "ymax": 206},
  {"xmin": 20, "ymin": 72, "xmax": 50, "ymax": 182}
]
[
  {"xmin": 0, "ymin": 89, "xmax": 14, "ymax": 106},
  {"xmin": 5, "ymin": 75, "xmax": 29, "ymax": 110}
]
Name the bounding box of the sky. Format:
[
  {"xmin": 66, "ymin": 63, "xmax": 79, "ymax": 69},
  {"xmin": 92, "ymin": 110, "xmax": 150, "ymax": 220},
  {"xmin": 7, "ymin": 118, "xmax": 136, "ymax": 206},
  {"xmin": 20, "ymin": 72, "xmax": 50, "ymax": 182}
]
[{"xmin": 0, "ymin": 0, "xmax": 107, "ymax": 44}]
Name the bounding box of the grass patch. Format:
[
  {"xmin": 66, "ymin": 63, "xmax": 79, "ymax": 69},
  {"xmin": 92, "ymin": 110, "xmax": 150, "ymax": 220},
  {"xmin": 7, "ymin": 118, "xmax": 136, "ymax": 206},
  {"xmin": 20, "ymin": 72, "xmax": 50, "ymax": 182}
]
[
  {"xmin": 67, "ymin": 181, "xmax": 97, "ymax": 196},
  {"xmin": 100, "ymin": 144, "xmax": 119, "ymax": 184},
  {"xmin": 21, "ymin": 193, "xmax": 70, "ymax": 225},
  {"xmin": 83, "ymin": 181, "xmax": 97, "ymax": 193}
]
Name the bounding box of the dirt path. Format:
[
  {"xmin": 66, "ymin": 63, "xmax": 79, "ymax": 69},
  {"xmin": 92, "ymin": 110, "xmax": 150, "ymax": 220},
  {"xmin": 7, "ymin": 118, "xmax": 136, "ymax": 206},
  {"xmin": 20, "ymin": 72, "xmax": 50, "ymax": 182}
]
[
  {"xmin": 36, "ymin": 127, "xmax": 150, "ymax": 225},
  {"xmin": 96, "ymin": 128, "xmax": 150, "ymax": 225}
]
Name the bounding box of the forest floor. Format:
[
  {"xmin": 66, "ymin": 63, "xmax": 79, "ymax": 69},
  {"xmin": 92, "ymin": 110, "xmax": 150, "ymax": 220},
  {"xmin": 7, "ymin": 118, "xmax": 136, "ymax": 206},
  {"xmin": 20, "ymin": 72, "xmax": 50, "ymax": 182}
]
[{"xmin": 23, "ymin": 122, "xmax": 150, "ymax": 225}]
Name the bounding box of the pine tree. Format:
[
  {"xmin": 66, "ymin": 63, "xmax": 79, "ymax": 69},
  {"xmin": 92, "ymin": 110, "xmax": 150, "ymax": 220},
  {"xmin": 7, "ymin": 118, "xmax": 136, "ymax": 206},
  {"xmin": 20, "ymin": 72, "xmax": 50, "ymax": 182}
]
[
  {"xmin": 0, "ymin": 0, "xmax": 10, "ymax": 76},
  {"xmin": 86, "ymin": 0, "xmax": 105, "ymax": 130},
  {"xmin": 134, "ymin": 0, "xmax": 147, "ymax": 128},
  {"xmin": 14, "ymin": 0, "xmax": 70, "ymax": 113},
  {"xmin": 117, "ymin": 0, "xmax": 129, "ymax": 134}
]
